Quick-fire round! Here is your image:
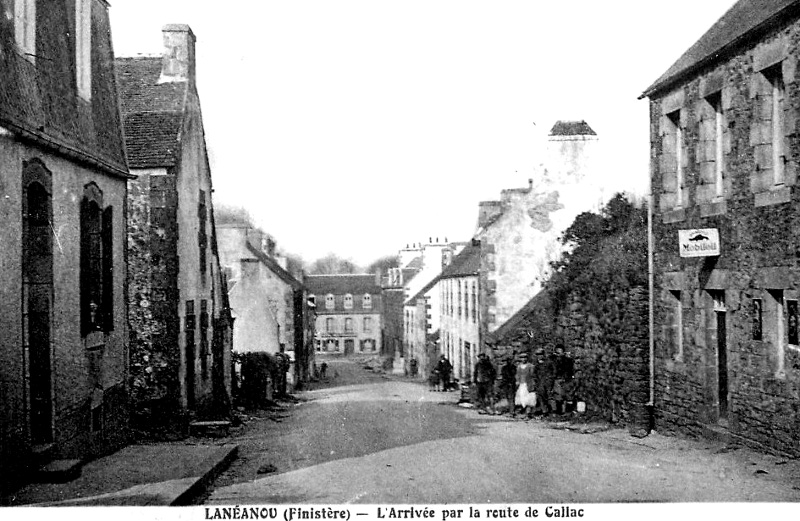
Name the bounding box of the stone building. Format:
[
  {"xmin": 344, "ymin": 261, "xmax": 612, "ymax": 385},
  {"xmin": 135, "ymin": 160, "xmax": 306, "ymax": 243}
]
[
  {"xmin": 381, "ymin": 266, "xmax": 413, "ymax": 360},
  {"xmin": 117, "ymin": 25, "xmax": 233, "ymax": 429},
  {"xmin": 216, "ymin": 223, "xmax": 315, "ymax": 387},
  {"xmin": 642, "ymin": 0, "xmax": 800, "ymax": 455},
  {"xmin": 307, "ymin": 275, "xmax": 383, "ymax": 356},
  {"xmin": 0, "ymin": 0, "xmax": 130, "ymax": 489},
  {"xmin": 476, "ymin": 160, "xmax": 601, "ymax": 344},
  {"xmin": 403, "ymin": 275, "xmax": 441, "ymax": 378},
  {"xmin": 438, "ymin": 241, "xmax": 482, "ymax": 382}
]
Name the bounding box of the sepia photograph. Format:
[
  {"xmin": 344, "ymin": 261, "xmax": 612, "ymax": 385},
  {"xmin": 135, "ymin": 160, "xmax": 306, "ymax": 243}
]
[{"xmin": 1, "ymin": 0, "xmax": 800, "ymax": 515}]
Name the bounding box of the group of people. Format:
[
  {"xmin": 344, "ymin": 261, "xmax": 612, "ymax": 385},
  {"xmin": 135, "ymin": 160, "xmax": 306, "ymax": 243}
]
[{"xmin": 475, "ymin": 344, "xmax": 575, "ymax": 418}]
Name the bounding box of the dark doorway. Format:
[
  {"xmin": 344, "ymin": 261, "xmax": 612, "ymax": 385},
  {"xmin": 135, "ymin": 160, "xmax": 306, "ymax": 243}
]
[
  {"xmin": 344, "ymin": 339, "xmax": 354, "ymax": 356},
  {"xmin": 185, "ymin": 300, "xmax": 197, "ymax": 410},
  {"xmin": 717, "ymin": 310, "xmax": 728, "ymax": 420},
  {"xmin": 23, "ymin": 180, "xmax": 53, "ymax": 444}
]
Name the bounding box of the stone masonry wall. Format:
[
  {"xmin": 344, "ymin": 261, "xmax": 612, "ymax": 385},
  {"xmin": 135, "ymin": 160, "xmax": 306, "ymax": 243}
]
[
  {"xmin": 489, "ymin": 216, "xmax": 650, "ymax": 435},
  {"xmin": 127, "ymin": 169, "xmax": 181, "ymax": 425},
  {"xmin": 650, "ymin": 17, "xmax": 800, "ymax": 455},
  {"xmin": 490, "ymin": 285, "xmax": 650, "ymax": 434}
]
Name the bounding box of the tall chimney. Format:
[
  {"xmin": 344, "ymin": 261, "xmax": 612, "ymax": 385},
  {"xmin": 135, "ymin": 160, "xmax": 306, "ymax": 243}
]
[{"xmin": 160, "ymin": 24, "xmax": 196, "ymax": 84}]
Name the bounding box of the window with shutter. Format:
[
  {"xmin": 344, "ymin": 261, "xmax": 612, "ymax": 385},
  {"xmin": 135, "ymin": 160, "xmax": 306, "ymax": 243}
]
[{"xmin": 102, "ymin": 206, "xmax": 114, "ymax": 331}]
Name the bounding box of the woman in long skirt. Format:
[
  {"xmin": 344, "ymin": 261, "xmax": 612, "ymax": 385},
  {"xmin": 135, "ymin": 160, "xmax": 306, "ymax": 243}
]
[{"xmin": 515, "ymin": 352, "xmax": 537, "ymax": 418}]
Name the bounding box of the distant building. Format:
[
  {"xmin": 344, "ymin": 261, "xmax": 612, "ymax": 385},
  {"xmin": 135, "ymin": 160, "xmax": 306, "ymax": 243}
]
[
  {"xmin": 400, "ymin": 240, "xmax": 466, "ymax": 377},
  {"xmin": 642, "ymin": 0, "xmax": 800, "ymax": 455},
  {"xmin": 438, "ymin": 241, "xmax": 482, "ymax": 381},
  {"xmin": 0, "ymin": 0, "xmax": 130, "ymax": 489},
  {"xmin": 404, "ymin": 275, "xmax": 443, "ymax": 379},
  {"xmin": 117, "ymin": 25, "xmax": 233, "ymax": 428},
  {"xmin": 307, "ymin": 275, "xmax": 383, "ymax": 356},
  {"xmin": 216, "ymin": 224, "xmax": 315, "ymax": 387},
  {"xmin": 477, "ymin": 162, "xmax": 601, "ymax": 339}
]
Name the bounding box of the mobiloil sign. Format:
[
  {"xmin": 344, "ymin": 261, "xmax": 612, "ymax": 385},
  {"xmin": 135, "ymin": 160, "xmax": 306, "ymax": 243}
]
[{"xmin": 678, "ymin": 228, "xmax": 720, "ymax": 258}]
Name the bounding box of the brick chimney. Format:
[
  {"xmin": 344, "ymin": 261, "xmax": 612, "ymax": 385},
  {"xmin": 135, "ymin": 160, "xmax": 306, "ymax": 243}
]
[{"xmin": 159, "ymin": 24, "xmax": 196, "ymax": 84}]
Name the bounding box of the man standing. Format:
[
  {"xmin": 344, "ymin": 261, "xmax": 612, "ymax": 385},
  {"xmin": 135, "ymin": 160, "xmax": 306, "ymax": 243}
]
[
  {"xmin": 276, "ymin": 345, "xmax": 290, "ymax": 397},
  {"xmin": 533, "ymin": 348, "xmax": 554, "ymax": 416},
  {"xmin": 473, "ymin": 353, "xmax": 496, "ymax": 413},
  {"xmin": 552, "ymin": 344, "xmax": 575, "ymax": 414},
  {"xmin": 436, "ymin": 354, "xmax": 452, "ymax": 392},
  {"xmin": 499, "ymin": 354, "xmax": 517, "ymax": 413}
]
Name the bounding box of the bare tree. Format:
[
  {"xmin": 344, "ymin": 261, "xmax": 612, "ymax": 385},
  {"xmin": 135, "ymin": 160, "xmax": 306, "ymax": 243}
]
[
  {"xmin": 308, "ymin": 253, "xmax": 361, "ymax": 275},
  {"xmin": 365, "ymin": 254, "xmax": 400, "ymax": 274}
]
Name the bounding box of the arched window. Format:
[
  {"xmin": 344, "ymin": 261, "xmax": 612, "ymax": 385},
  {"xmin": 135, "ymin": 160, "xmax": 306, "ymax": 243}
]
[
  {"xmin": 325, "ymin": 294, "xmax": 334, "ymax": 310},
  {"xmin": 344, "ymin": 294, "xmax": 353, "ymax": 309},
  {"xmin": 81, "ymin": 183, "xmax": 102, "ymax": 334},
  {"xmin": 22, "ymin": 159, "xmax": 53, "ymax": 443},
  {"xmin": 362, "ymin": 293, "xmax": 372, "ymax": 309}
]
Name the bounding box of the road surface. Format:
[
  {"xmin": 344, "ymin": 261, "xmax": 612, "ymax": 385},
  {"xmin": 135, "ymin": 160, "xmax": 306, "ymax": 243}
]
[{"xmin": 205, "ymin": 358, "xmax": 800, "ymax": 504}]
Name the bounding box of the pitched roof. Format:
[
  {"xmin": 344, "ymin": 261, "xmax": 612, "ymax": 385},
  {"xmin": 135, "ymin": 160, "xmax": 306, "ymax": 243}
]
[
  {"xmin": 0, "ymin": 2, "xmax": 128, "ymax": 177},
  {"xmin": 402, "ymin": 268, "xmax": 419, "ymax": 284},
  {"xmin": 305, "ymin": 274, "xmax": 382, "ymax": 296},
  {"xmin": 405, "ymin": 256, "xmax": 423, "ymax": 270},
  {"xmin": 116, "ymin": 56, "xmax": 189, "ymax": 168},
  {"xmin": 549, "ymin": 120, "xmax": 596, "ymax": 137},
  {"xmin": 245, "ymin": 242, "xmax": 303, "ymax": 290},
  {"xmin": 486, "ymin": 291, "xmax": 549, "ymax": 344},
  {"xmin": 405, "ymin": 274, "xmax": 441, "ymax": 306},
  {"xmin": 642, "ymin": 0, "xmax": 800, "ymax": 97},
  {"xmin": 439, "ymin": 241, "xmax": 481, "ymax": 279}
]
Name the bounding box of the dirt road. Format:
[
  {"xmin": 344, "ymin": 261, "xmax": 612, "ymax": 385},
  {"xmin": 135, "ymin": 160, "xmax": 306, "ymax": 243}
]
[{"xmin": 205, "ymin": 357, "xmax": 800, "ymax": 504}]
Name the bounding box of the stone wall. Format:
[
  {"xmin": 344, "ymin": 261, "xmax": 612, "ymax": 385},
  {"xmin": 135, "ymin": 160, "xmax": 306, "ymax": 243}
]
[
  {"xmin": 649, "ymin": 16, "xmax": 800, "ymax": 455},
  {"xmin": 489, "ymin": 206, "xmax": 650, "ymax": 434},
  {"xmin": 127, "ymin": 168, "xmax": 181, "ymax": 424},
  {"xmin": 381, "ymin": 287, "xmax": 405, "ymax": 358}
]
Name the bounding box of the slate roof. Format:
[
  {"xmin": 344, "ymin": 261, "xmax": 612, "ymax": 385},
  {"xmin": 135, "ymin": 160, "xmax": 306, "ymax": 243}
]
[
  {"xmin": 402, "ymin": 268, "xmax": 419, "ymax": 285},
  {"xmin": 549, "ymin": 120, "xmax": 597, "ymax": 137},
  {"xmin": 439, "ymin": 241, "xmax": 481, "ymax": 279},
  {"xmin": 486, "ymin": 291, "xmax": 549, "ymax": 344},
  {"xmin": 305, "ymin": 274, "xmax": 382, "ymax": 296},
  {"xmin": 405, "ymin": 256, "xmax": 423, "ymax": 270},
  {"xmin": 245, "ymin": 242, "xmax": 303, "ymax": 291},
  {"xmin": 642, "ymin": 0, "xmax": 800, "ymax": 97},
  {"xmin": 0, "ymin": 3, "xmax": 128, "ymax": 176},
  {"xmin": 116, "ymin": 56, "xmax": 189, "ymax": 168},
  {"xmin": 405, "ymin": 274, "xmax": 441, "ymax": 306}
]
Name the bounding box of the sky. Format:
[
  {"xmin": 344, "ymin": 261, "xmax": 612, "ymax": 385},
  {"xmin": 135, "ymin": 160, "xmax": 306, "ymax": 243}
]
[{"xmin": 109, "ymin": 0, "xmax": 739, "ymax": 266}]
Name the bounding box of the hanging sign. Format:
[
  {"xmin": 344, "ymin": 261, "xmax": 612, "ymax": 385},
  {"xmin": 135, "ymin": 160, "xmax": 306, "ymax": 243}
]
[{"xmin": 678, "ymin": 228, "xmax": 720, "ymax": 257}]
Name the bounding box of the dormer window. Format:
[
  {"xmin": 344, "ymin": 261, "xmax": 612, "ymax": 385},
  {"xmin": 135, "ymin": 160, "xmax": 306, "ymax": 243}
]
[
  {"xmin": 75, "ymin": 0, "xmax": 92, "ymax": 100},
  {"xmin": 14, "ymin": 0, "xmax": 36, "ymax": 62},
  {"xmin": 344, "ymin": 294, "xmax": 353, "ymax": 310},
  {"xmin": 325, "ymin": 294, "xmax": 334, "ymax": 310},
  {"xmin": 362, "ymin": 294, "xmax": 372, "ymax": 309}
]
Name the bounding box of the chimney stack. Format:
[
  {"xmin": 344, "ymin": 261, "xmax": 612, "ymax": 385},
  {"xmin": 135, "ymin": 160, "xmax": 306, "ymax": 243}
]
[{"xmin": 160, "ymin": 24, "xmax": 196, "ymax": 84}]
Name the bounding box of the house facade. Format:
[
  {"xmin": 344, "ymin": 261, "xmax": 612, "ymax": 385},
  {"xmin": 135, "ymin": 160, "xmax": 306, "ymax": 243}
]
[
  {"xmin": 0, "ymin": 0, "xmax": 131, "ymax": 489},
  {"xmin": 217, "ymin": 223, "xmax": 315, "ymax": 387},
  {"xmin": 118, "ymin": 25, "xmax": 233, "ymax": 428},
  {"xmin": 438, "ymin": 241, "xmax": 482, "ymax": 382},
  {"xmin": 404, "ymin": 275, "xmax": 441, "ymax": 378},
  {"xmin": 307, "ymin": 275, "xmax": 382, "ymax": 356},
  {"xmin": 643, "ymin": 0, "xmax": 800, "ymax": 455},
  {"xmin": 477, "ymin": 126, "xmax": 604, "ymax": 341}
]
